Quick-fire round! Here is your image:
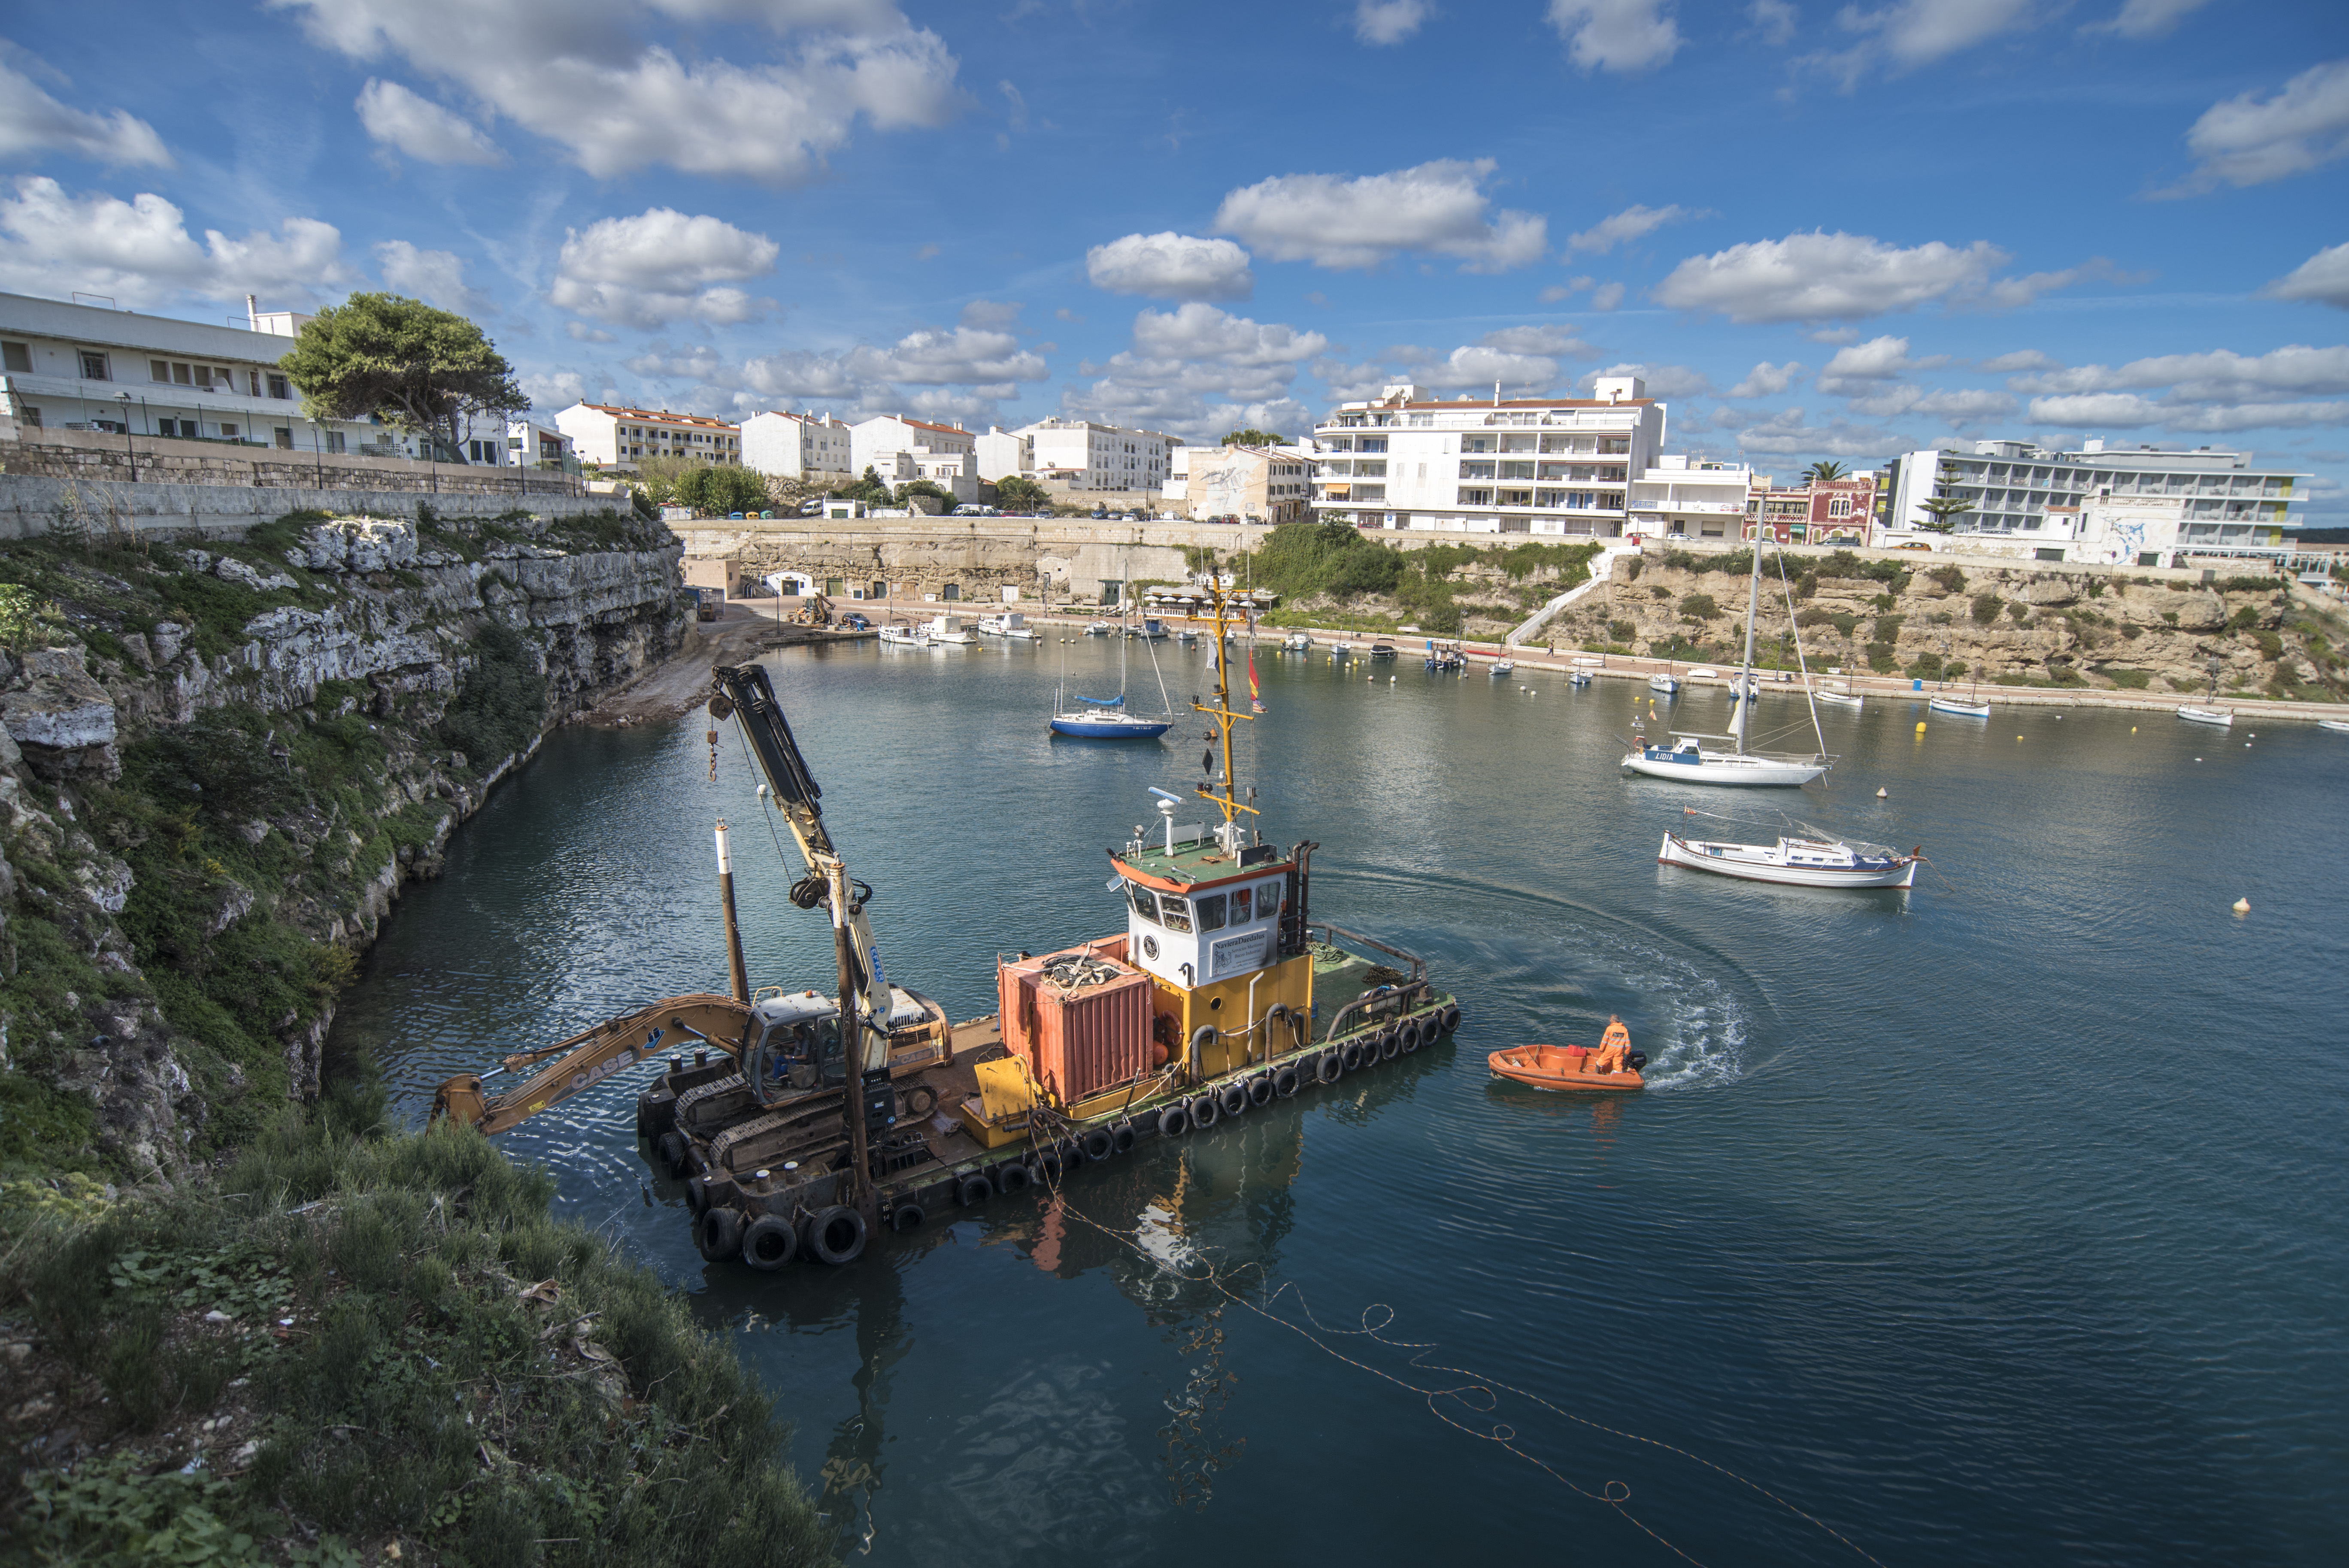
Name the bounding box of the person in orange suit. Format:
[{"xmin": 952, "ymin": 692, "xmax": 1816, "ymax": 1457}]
[{"xmin": 1595, "ymin": 1016, "xmax": 1631, "ymax": 1073}]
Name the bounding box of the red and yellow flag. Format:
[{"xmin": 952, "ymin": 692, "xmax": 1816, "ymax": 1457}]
[{"xmin": 1248, "ymin": 647, "xmax": 1264, "ymax": 713}]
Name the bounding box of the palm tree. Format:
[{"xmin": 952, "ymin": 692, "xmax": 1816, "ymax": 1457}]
[{"xmin": 1803, "ymin": 459, "xmax": 1849, "ymax": 483}]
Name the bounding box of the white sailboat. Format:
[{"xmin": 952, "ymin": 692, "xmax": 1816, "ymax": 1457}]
[
  {"xmin": 1659, "ymin": 826, "xmax": 1919, "ymax": 888},
  {"xmin": 1622, "ymin": 543, "xmax": 1830, "ymax": 788},
  {"xmin": 2178, "ymin": 657, "xmax": 2232, "ymax": 726},
  {"xmin": 1927, "ymin": 638, "xmax": 1989, "ymax": 717},
  {"xmin": 1052, "ymin": 573, "xmax": 1175, "ymax": 738}
]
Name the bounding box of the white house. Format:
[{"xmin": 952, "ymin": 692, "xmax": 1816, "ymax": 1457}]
[
  {"xmin": 1626, "ymin": 455, "xmax": 1757, "ymax": 540},
  {"xmin": 851, "ymin": 414, "xmax": 979, "ymax": 502},
  {"xmin": 740, "ymin": 410, "xmax": 853, "ymax": 485},
  {"xmin": 975, "ymin": 425, "xmax": 1033, "ymax": 482},
  {"xmin": 1882, "ymin": 439, "xmax": 2306, "ymax": 566},
  {"xmin": 555, "ymin": 403, "xmax": 740, "ymax": 472},
  {"xmin": 0, "ymin": 290, "xmax": 379, "ymax": 453},
  {"xmin": 1018, "ymin": 417, "xmax": 1174, "ymax": 491},
  {"xmin": 1310, "ymin": 377, "xmax": 1666, "ymax": 536}
]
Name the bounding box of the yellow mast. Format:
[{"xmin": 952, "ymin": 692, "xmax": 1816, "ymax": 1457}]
[{"xmin": 1157, "ymin": 578, "xmax": 1261, "ymax": 830}]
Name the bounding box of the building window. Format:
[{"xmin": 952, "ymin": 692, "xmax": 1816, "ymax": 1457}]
[
  {"xmin": 1, "ymin": 341, "xmax": 29, "ymax": 372},
  {"xmin": 78, "ymin": 351, "xmax": 109, "ymax": 380},
  {"xmin": 275, "ymin": 428, "xmax": 293, "ymax": 449}
]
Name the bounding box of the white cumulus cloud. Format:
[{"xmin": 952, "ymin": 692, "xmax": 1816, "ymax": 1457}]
[
  {"xmin": 1213, "ymin": 159, "xmax": 1547, "ymax": 272},
  {"xmin": 274, "ymin": 0, "xmax": 963, "ymax": 185},
  {"xmin": 2261, "ymin": 242, "xmax": 2349, "ymax": 309},
  {"xmin": 1085, "ymin": 232, "xmax": 1254, "ymax": 300},
  {"xmin": 1728, "ymin": 360, "xmax": 1804, "ymax": 398},
  {"xmin": 0, "ymin": 176, "xmax": 351, "ymax": 308},
  {"xmin": 1547, "ymin": 0, "xmax": 1682, "ymax": 74},
  {"xmin": 1061, "ymin": 305, "xmax": 1327, "ymax": 440},
  {"xmin": 376, "ymin": 240, "xmax": 491, "ymax": 315},
  {"xmin": 1353, "ymin": 0, "xmax": 1431, "ymax": 45},
  {"xmin": 1653, "ymin": 230, "xmax": 2103, "ymax": 323},
  {"xmin": 0, "ymin": 45, "xmax": 170, "ymax": 167},
  {"xmin": 550, "ymin": 208, "xmax": 778, "ymax": 329},
  {"xmin": 2165, "ymin": 60, "xmax": 2349, "ymax": 193},
  {"xmin": 2015, "ymin": 345, "xmax": 2349, "ymax": 435},
  {"xmin": 355, "ymin": 79, "xmax": 504, "ymax": 165},
  {"xmin": 2084, "ymin": 0, "xmax": 2212, "ymax": 38},
  {"xmin": 1582, "ymin": 361, "xmax": 1712, "ymax": 398},
  {"xmin": 1798, "ymin": 0, "xmax": 2045, "ymax": 90}
]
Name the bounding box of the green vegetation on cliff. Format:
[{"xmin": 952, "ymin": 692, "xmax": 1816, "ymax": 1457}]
[{"xmin": 1206, "ymin": 521, "xmax": 1600, "ymax": 635}]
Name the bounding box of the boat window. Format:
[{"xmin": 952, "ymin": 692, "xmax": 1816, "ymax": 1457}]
[
  {"xmin": 1128, "ymin": 885, "xmax": 1161, "ymax": 923},
  {"xmin": 1195, "ymin": 893, "xmax": 1227, "ymax": 932},
  {"xmin": 1160, "ymin": 897, "xmax": 1193, "ymax": 933},
  {"xmin": 1231, "ymin": 886, "xmax": 1252, "ymax": 922}
]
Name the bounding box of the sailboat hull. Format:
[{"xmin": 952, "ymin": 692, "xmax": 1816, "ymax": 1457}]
[
  {"xmin": 1621, "ymin": 748, "xmax": 1826, "ymax": 786},
  {"xmin": 1928, "ymin": 695, "xmax": 1990, "ymax": 717},
  {"xmin": 1049, "ymin": 715, "xmax": 1170, "ymax": 738},
  {"xmin": 1659, "ymin": 832, "xmax": 1916, "ymax": 887}
]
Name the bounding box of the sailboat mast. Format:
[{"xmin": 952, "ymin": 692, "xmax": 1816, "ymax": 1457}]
[{"xmin": 1736, "ymin": 533, "xmax": 1763, "ymax": 754}]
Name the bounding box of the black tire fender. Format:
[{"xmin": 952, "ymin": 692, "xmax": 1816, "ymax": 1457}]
[
  {"xmin": 1399, "ymin": 1017, "xmax": 1425, "ymax": 1053},
  {"xmin": 1218, "ymin": 1081, "xmax": 1249, "ymax": 1117},
  {"xmin": 1037, "ymin": 1147, "xmax": 1066, "ymax": 1182},
  {"xmin": 1274, "ymin": 1065, "xmax": 1302, "ymax": 1097},
  {"xmin": 1112, "ymin": 1121, "xmax": 1137, "ymax": 1153},
  {"xmin": 997, "ymin": 1162, "xmax": 1034, "ymax": 1196},
  {"xmin": 1379, "ymin": 1026, "xmax": 1402, "ymax": 1060},
  {"xmin": 1158, "ymin": 1103, "xmax": 1190, "ymax": 1138},
  {"xmin": 1082, "ymin": 1128, "xmax": 1115, "ymax": 1162},
  {"xmin": 695, "ymin": 1205, "xmax": 743, "ymax": 1262},
  {"xmin": 958, "ymin": 1171, "xmax": 994, "ymax": 1206},
  {"xmin": 1316, "ymin": 1050, "xmax": 1344, "ymax": 1084},
  {"xmin": 805, "ymin": 1205, "xmax": 867, "ymax": 1266},
  {"xmin": 685, "ymin": 1174, "xmax": 710, "ymax": 1216},
  {"xmin": 658, "ymin": 1131, "xmax": 688, "ymax": 1175},
  {"xmin": 1189, "ymin": 1093, "xmax": 1220, "ymax": 1131},
  {"xmin": 1247, "ymin": 1074, "xmax": 1276, "ymax": 1106},
  {"xmin": 1441, "ymin": 1003, "xmax": 1462, "ymax": 1035},
  {"xmin": 1339, "ymin": 1038, "xmax": 1365, "ymax": 1072},
  {"xmin": 890, "ymin": 1202, "xmax": 926, "ymax": 1233},
  {"xmin": 741, "ymin": 1214, "xmax": 796, "ymax": 1270}
]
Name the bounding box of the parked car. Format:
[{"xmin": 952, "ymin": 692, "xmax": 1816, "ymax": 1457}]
[{"xmin": 843, "ymin": 613, "xmax": 871, "ymax": 630}]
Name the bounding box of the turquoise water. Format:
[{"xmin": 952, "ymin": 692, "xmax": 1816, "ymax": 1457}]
[{"xmin": 338, "ymin": 637, "xmax": 2349, "ymax": 1565}]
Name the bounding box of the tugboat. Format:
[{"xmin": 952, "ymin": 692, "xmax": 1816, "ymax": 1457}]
[{"xmin": 433, "ymin": 580, "xmax": 1461, "ymax": 1269}]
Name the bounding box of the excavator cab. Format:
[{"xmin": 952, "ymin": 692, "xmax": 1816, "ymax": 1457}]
[{"xmin": 747, "ymin": 989, "xmax": 850, "ymax": 1092}]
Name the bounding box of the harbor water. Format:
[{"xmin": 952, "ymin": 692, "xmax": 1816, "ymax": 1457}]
[{"xmin": 337, "ymin": 636, "xmax": 2349, "ymax": 1565}]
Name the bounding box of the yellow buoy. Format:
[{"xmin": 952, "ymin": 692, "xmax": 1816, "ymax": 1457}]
[
  {"xmin": 1916, "ymin": 721, "xmax": 1927, "ymax": 733},
  {"xmin": 2131, "ymin": 726, "xmax": 2137, "ymax": 733},
  {"xmin": 2232, "ymin": 897, "xmax": 2250, "ymax": 914}
]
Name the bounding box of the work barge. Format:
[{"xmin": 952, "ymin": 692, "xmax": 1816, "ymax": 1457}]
[{"xmin": 433, "ymin": 582, "xmax": 1461, "ymax": 1269}]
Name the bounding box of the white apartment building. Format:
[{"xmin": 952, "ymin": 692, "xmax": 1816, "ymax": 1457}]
[
  {"xmin": 850, "ymin": 414, "xmax": 979, "ymax": 503},
  {"xmin": 1627, "ymin": 456, "xmax": 1758, "ymax": 540},
  {"xmin": 1311, "ymin": 377, "xmax": 1666, "ymax": 536},
  {"xmin": 975, "ymin": 425, "xmax": 1032, "ymax": 482},
  {"xmin": 1019, "ymin": 417, "xmax": 1174, "ymax": 491},
  {"xmin": 740, "ymin": 410, "xmax": 853, "ymax": 484},
  {"xmin": 0, "ymin": 290, "xmax": 381, "ymax": 453},
  {"xmin": 1185, "ymin": 444, "xmax": 1314, "ymax": 523},
  {"xmin": 476, "ymin": 420, "xmax": 570, "ymax": 469},
  {"xmin": 1883, "ymin": 439, "xmax": 2306, "ymax": 566},
  {"xmin": 555, "ymin": 403, "xmax": 741, "ymax": 471}
]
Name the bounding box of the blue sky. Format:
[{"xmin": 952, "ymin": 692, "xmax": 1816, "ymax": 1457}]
[{"xmin": 3, "ymin": 0, "xmax": 2346, "ymax": 510}]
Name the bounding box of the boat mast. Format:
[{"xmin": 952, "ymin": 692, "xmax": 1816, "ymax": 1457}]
[
  {"xmin": 1737, "ymin": 532, "xmax": 1763, "ymax": 754},
  {"xmin": 1186, "ymin": 577, "xmax": 1257, "ymax": 845}
]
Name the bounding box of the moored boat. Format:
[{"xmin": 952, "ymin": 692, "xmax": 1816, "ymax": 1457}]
[
  {"xmin": 2177, "ymin": 705, "xmax": 2233, "ymax": 728},
  {"xmin": 1658, "ymin": 829, "xmax": 1917, "ymax": 888},
  {"xmin": 1647, "ymin": 670, "xmax": 1681, "ymax": 694},
  {"xmin": 1282, "ymin": 633, "xmax": 1312, "ymax": 652},
  {"xmin": 878, "ymin": 621, "xmax": 930, "ymax": 648},
  {"xmin": 2319, "ymin": 718, "xmax": 2349, "ymax": 734},
  {"xmin": 1491, "ymin": 659, "xmax": 1515, "ymax": 676},
  {"xmin": 1815, "ymin": 683, "xmax": 1863, "ymax": 709},
  {"xmin": 1928, "ymin": 694, "xmax": 1990, "ymax": 717},
  {"xmin": 1623, "ymin": 736, "xmax": 1827, "ymax": 787}
]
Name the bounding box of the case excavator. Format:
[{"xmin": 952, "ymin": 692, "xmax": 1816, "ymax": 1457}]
[{"xmin": 430, "ymin": 664, "xmax": 955, "ymax": 1173}]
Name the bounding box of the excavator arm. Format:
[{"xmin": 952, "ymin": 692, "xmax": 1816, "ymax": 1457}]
[
  {"xmin": 432, "ymin": 993, "xmax": 753, "ymax": 1135},
  {"xmin": 710, "ymin": 662, "xmax": 899, "ymax": 1073}
]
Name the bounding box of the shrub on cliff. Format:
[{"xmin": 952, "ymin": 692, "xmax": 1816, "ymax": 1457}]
[
  {"xmin": 439, "ymin": 621, "xmax": 548, "ymax": 770},
  {"xmin": 1971, "ymin": 592, "xmax": 2003, "ymax": 624}
]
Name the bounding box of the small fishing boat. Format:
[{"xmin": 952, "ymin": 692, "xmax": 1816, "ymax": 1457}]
[
  {"xmin": 1424, "ymin": 641, "xmax": 1465, "ymax": 672},
  {"xmin": 1648, "ymin": 670, "xmax": 1681, "ymax": 694},
  {"xmin": 2319, "ymin": 718, "xmax": 2349, "ymax": 735},
  {"xmin": 2177, "ymin": 705, "xmax": 2233, "ymax": 727},
  {"xmin": 1283, "ymin": 633, "xmax": 1312, "ymax": 652},
  {"xmin": 1085, "ymin": 620, "xmax": 1112, "ymax": 637},
  {"xmin": 1125, "ymin": 618, "xmax": 1169, "ymax": 641},
  {"xmin": 1369, "ymin": 642, "xmax": 1398, "ymax": 660},
  {"xmin": 1176, "ymin": 628, "xmax": 1199, "ymax": 644},
  {"xmin": 1569, "ymin": 669, "xmax": 1593, "ymax": 687},
  {"xmin": 1332, "ymin": 640, "xmax": 1356, "ymax": 654},
  {"xmin": 976, "ymin": 613, "xmax": 1032, "ymax": 639},
  {"xmin": 1658, "ymin": 829, "xmax": 1918, "ymax": 888},
  {"xmin": 1815, "ymin": 683, "xmax": 1863, "ymax": 710},
  {"xmin": 1488, "ymin": 1020, "xmax": 1646, "ymax": 1093},
  {"xmin": 877, "ymin": 621, "xmax": 930, "ymax": 648},
  {"xmin": 1491, "ymin": 660, "xmax": 1515, "ymax": 677},
  {"xmin": 924, "ymin": 614, "xmax": 976, "ymax": 645},
  {"xmin": 1928, "ymin": 694, "xmax": 1991, "ymax": 717}
]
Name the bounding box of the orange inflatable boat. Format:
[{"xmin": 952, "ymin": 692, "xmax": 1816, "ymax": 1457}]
[{"xmin": 1488, "ymin": 1017, "xmax": 1647, "ymax": 1092}]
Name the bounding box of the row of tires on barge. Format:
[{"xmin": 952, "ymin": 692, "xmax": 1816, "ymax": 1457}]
[{"xmin": 658, "ymin": 1000, "xmax": 1464, "ymax": 1272}]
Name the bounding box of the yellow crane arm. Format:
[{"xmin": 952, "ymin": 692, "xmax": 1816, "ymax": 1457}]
[{"xmin": 431, "ymin": 993, "xmax": 753, "ymax": 1136}]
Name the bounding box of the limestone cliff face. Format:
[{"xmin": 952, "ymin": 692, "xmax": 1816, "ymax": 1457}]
[
  {"xmin": 1552, "ymin": 551, "xmax": 2343, "ymax": 699},
  {"xmin": 0, "ymin": 509, "xmax": 686, "ymax": 1178}
]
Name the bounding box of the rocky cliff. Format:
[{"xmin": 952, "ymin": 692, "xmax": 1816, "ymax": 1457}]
[
  {"xmin": 1549, "ymin": 548, "xmax": 2346, "ymax": 700},
  {"xmin": 0, "ymin": 506, "xmax": 686, "ymax": 1180}
]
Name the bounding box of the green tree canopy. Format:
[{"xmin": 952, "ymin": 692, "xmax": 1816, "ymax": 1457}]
[
  {"xmin": 673, "ymin": 464, "xmax": 770, "ymax": 516},
  {"xmin": 894, "ymin": 479, "xmax": 954, "ymax": 512},
  {"xmin": 278, "ymin": 294, "xmax": 527, "ymax": 460},
  {"xmin": 1221, "ymin": 427, "xmax": 1288, "ymax": 448},
  {"xmin": 834, "ymin": 466, "xmax": 894, "ymax": 505},
  {"xmin": 993, "ymin": 475, "xmax": 1051, "ymax": 512}
]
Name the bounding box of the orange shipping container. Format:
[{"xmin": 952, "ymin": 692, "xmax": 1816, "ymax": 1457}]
[{"xmin": 998, "ymin": 943, "xmax": 1154, "ymax": 1104}]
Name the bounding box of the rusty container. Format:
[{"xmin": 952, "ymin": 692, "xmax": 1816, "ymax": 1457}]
[{"xmin": 997, "ymin": 942, "xmax": 1153, "ymax": 1104}]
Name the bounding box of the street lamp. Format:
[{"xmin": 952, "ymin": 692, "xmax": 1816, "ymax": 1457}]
[
  {"xmin": 309, "ymin": 419, "xmax": 324, "ymax": 488},
  {"xmin": 115, "ymin": 393, "xmax": 134, "ymax": 481}
]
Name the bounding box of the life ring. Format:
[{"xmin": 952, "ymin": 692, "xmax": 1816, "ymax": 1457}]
[
  {"xmin": 695, "ymin": 1206, "xmax": 742, "ymax": 1262},
  {"xmin": 997, "ymin": 1162, "xmax": 1034, "ymax": 1195},
  {"xmin": 957, "ymin": 1171, "xmax": 994, "ymax": 1206},
  {"xmin": 1082, "ymin": 1128, "xmax": 1116, "ymax": 1162},
  {"xmin": 1315, "ymin": 1050, "xmax": 1344, "ymax": 1084},
  {"xmin": 741, "ymin": 1214, "xmax": 796, "ymax": 1270},
  {"xmin": 1189, "ymin": 1023, "xmax": 1218, "ymax": 1062},
  {"xmin": 1339, "ymin": 1038, "xmax": 1364, "ymax": 1072},
  {"xmin": 1441, "ymin": 1003, "xmax": 1462, "ymax": 1034},
  {"xmin": 1626, "ymin": 1050, "xmax": 1648, "ymax": 1071},
  {"xmin": 1247, "ymin": 1074, "xmax": 1276, "ymax": 1106},
  {"xmin": 1218, "ymin": 1081, "xmax": 1250, "ymax": 1117},
  {"xmin": 890, "ymin": 1202, "xmax": 926, "ymax": 1233},
  {"xmin": 1274, "ymin": 1065, "xmax": 1302, "ymax": 1097},
  {"xmin": 1158, "ymin": 1103, "xmax": 1190, "ymax": 1138},
  {"xmin": 1112, "ymin": 1122, "xmax": 1137, "ymax": 1153},
  {"xmin": 805, "ymin": 1205, "xmax": 867, "ymax": 1266}
]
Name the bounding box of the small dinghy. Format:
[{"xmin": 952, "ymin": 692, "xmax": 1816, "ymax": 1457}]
[
  {"xmin": 2319, "ymin": 718, "xmax": 2349, "ymax": 735},
  {"xmin": 1491, "ymin": 659, "xmax": 1515, "ymax": 676},
  {"xmin": 1488, "ymin": 1019, "xmax": 1646, "ymax": 1093}
]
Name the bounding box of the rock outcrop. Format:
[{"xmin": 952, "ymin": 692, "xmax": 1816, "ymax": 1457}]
[{"xmin": 0, "ymin": 506, "xmax": 687, "ymax": 1177}]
